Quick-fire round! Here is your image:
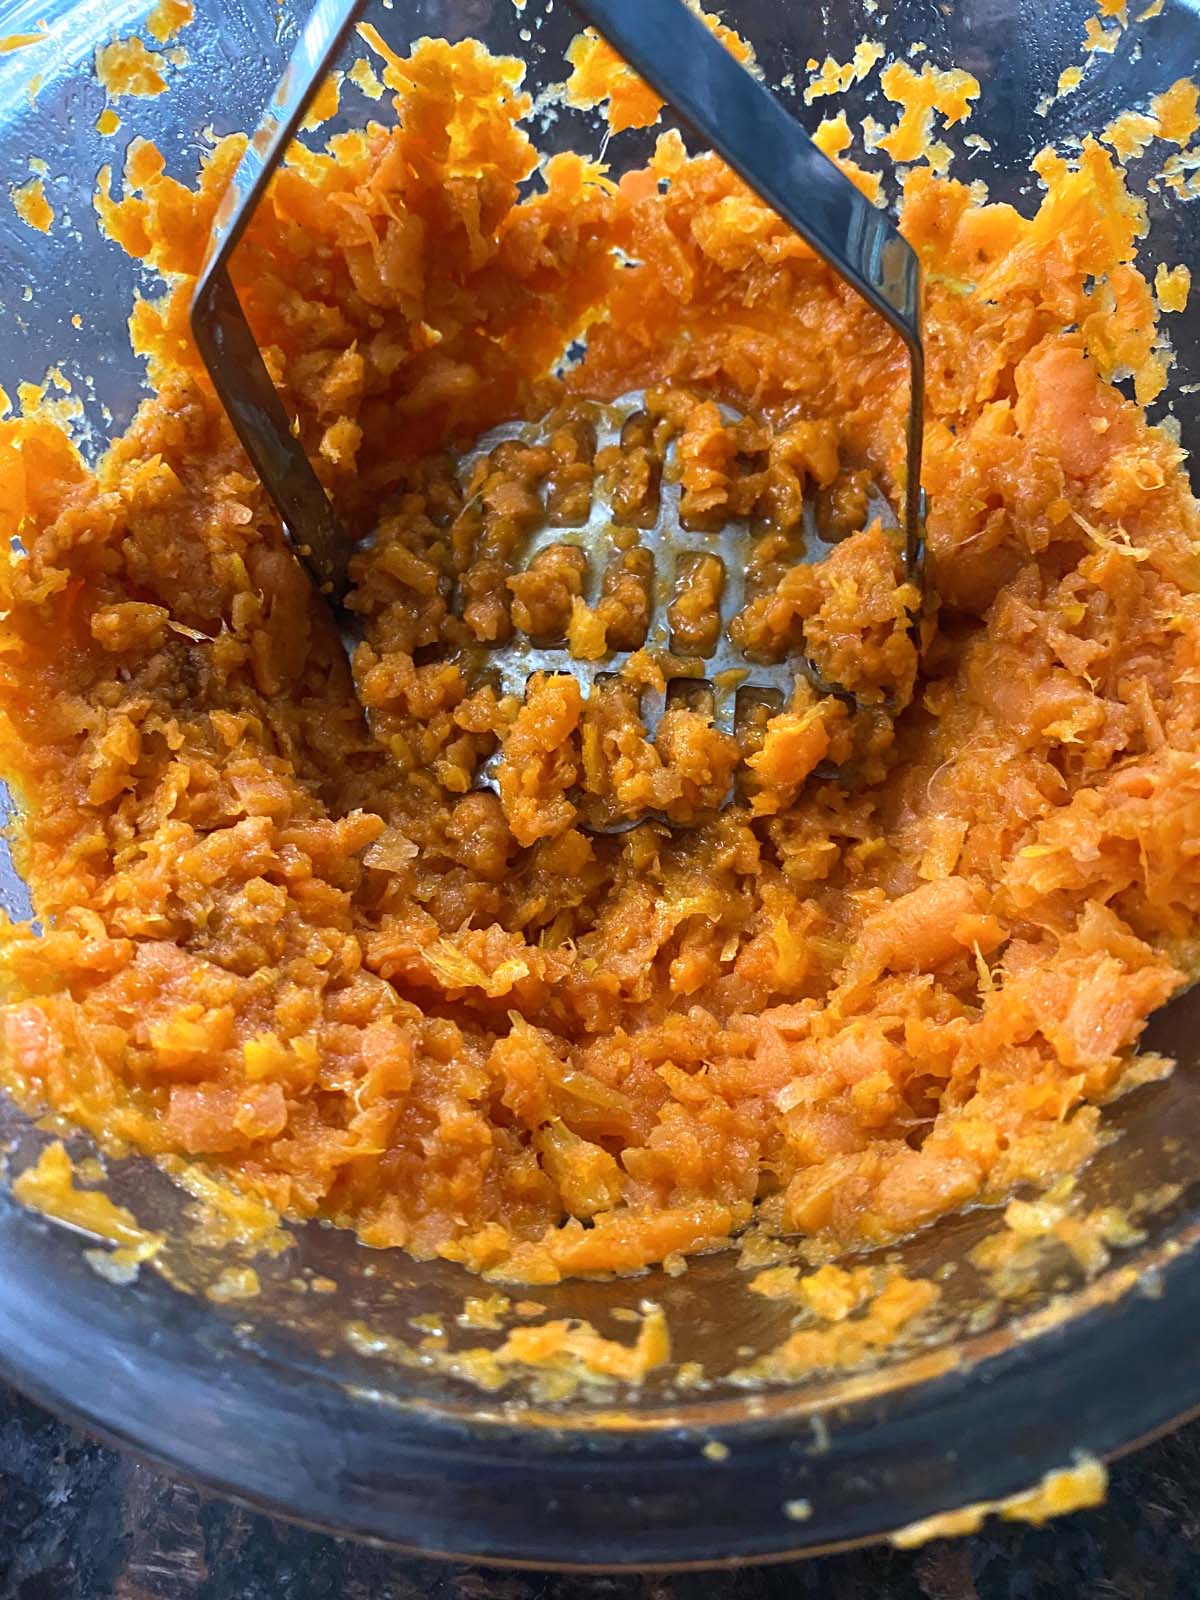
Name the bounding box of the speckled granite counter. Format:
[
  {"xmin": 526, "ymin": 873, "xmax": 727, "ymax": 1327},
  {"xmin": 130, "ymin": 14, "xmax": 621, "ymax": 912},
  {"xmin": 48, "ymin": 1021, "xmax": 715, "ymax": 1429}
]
[{"xmin": 0, "ymin": 1382, "xmax": 1196, "ymax": 1599}]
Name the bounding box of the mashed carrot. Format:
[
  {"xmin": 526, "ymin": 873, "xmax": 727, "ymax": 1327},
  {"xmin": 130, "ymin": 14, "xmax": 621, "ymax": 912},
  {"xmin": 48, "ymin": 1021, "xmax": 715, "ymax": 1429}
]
[
  {"xmin": 146, "ymin": 0, "xmax": 194, "ymax": 46},
  {"xmin": 94, "ymin": 36, "xmax": 170, "ymax": 98},
  {"xmin": 565, "ymin": 6, "xmax": 753, "ymax": 132},
  {"xmin": 0, "ymin": 34, "xmax": 1196, "ymax": 1285},
  {"xmin": 10, "ymin": 175, "xmax": 53, "ymax": 232}
]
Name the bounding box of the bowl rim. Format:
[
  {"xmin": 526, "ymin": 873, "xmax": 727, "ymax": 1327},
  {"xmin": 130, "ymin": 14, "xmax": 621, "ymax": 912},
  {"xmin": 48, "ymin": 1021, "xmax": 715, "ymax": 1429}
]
[{"xmin": 0, "ymin": 1186, "xmax": 1197, "ymax": 1569}]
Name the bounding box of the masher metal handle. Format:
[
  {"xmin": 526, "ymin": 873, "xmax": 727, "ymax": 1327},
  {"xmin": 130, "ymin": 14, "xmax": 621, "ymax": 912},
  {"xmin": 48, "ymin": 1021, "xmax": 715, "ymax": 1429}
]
[
  {"xmin": 191, "ymin": 0, "xmax": 361, "ymax": 597},
  {"xmin": 190, "ymin": 0, "xmax": 926, "ymax": 597}
]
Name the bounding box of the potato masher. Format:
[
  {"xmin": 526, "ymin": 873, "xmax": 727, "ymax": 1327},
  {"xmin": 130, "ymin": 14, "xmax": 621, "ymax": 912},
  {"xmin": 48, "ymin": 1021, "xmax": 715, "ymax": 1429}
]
[{"xmin": 190, "ymin": 0, "xmax": 927, "ymax": 816}]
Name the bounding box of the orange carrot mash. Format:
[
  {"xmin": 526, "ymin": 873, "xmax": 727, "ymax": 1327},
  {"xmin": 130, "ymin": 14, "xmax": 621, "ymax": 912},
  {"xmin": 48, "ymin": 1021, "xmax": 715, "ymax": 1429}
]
[
  {"xmin": 94, "ymin": 35, "xmax": 171, "ymax": 99},
  {"xmin": 0, "ymin": 34, "xmax": 1196, "ymax": 1285},
  {"xmin": 10, "ymin": 174, "xmax": 53, "ymax": 232}
]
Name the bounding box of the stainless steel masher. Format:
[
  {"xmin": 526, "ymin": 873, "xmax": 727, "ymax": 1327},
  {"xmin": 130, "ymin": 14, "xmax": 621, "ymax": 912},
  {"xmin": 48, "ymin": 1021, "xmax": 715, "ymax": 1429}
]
[{"xmin": 190, "ymin": 0, "xmax": 926, "ymax": 822}]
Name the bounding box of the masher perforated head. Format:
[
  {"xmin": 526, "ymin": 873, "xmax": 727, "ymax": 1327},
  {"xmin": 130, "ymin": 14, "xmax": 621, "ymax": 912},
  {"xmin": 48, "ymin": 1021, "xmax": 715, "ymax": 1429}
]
[{"xmin": 437, "ymin": 389, "xmax": 915, "ymax": 832}]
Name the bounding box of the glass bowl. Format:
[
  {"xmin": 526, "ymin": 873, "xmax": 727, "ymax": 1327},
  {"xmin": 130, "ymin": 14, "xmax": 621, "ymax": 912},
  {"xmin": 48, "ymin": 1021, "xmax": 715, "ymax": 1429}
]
[{"xmin": 0, "ymin": 0, "xmax": 1198, "ymax": 1567}]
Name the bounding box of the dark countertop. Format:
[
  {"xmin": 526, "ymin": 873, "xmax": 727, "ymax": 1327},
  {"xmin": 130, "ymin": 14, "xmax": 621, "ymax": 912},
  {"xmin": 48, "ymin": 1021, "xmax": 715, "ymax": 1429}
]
[{"xmin": 1, "ymin": 1384, "xmax": 1197, "ymax": 1600}]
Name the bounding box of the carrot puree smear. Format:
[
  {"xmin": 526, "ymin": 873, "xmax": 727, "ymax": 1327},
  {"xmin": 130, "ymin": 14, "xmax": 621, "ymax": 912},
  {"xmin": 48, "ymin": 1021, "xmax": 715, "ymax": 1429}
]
[{"xmin": 1, "ymin": 37, "xmax": 1198, "ymax": 1285}]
